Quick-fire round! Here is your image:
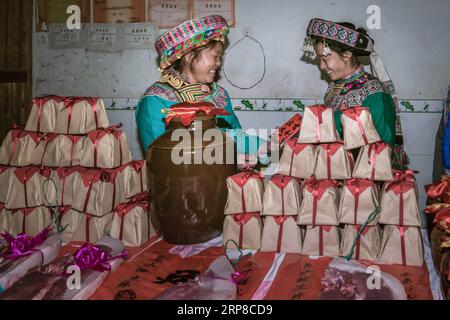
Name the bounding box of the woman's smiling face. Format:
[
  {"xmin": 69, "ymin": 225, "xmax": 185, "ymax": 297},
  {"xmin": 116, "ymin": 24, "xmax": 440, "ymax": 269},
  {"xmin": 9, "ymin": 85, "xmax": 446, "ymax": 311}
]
[
  {"xmin": 186, "ymin": 41, "xmax": 223, "ymax": 84},
  {"xmin": 314, "ymin": 42, "xmax": 350, "ymax": 81}
]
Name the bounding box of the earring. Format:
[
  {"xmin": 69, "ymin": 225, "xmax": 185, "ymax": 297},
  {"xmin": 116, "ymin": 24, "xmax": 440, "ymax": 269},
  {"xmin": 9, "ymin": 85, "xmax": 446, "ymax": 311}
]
[
  {"xmin": 302, "ymin": 36, "xmax": 317, "ymax": 59},
  {"xmin": 322, "ymin": 40, "xmax": 332, "ymax": 56}
]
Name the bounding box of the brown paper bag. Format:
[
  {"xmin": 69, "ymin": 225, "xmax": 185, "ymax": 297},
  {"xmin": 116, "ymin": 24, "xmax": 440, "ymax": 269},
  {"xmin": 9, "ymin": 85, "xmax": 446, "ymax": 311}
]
[
  {"xmin": 224, "ymin": 171, "xmax": 264, "ymax": 215},
  {"xmin": 223, "ymin": 213, "xmax": 262, "ymax": 249},
  {"xmin": 109, "ymin": 201, "xmax": 155, "ymax": 247},
  {"xmin": 49, "ymin": 167, "xmax": 87, "ymax": 207},
  {"xmin": 276, "ymin": 139, "xmax": 316, "ymax": 179},
  {"xmin": 352, "ymin": 142, "xmax": 393, "ymax": 181},
  {"xmin": 379, "ymin": 172, "xmax": 421, "ymax": 226},
  {"xmin": 297, "ymin": 178, "xmax": 340, "ymax": 225},
  {"xmin": 0, "ymin": 129, "xmax": 47, "ymax": 166},
  {"xmin": 298, "ymin": 105, "xmax": 339, "ymax": 143},
  {"xmin": 340, "ymin": 225, "xmax": 381, "ymax": 261},
  {"xmin": 0, "ymin": 165, "xmax": 14, "ymax": 203},
  {"xmin": 260, "ymin": 215, "xmax": 302, "ymax": 253},
  {"xmin": 301, "ymin": 225, "xmax": 340, "ymax": 257},
  {"xmin": 24, "ymin": 96, "xmax": 59, "ymax": 132},
  {"xmin": 54, "ymin": 97, "xmax": 109, "ymax": 134},
  {"xmin": 341, "ymin": 106, "xmax": 381, "ymax": 150},
  {"xmin": 379, "ymin": 225, "xmax": 424, "ymax": 267},
  {"xmin": 6, "ymin": 166, "xmax": 46, "ymax": 209},
  {"xmin": 70, "ymin": 211, "xmax": 113, "ymax": 243},
  {"xmin": 71, "ymin": 168, "xmax": 124, "ymax": 216},
  {"xmin": 314, "ymin": 142, "xmax": 354, "ymax": 179},
  {"xmin": 338, "ymin": 179, "xmax": 380, "ymax": 225},
  {"xmin": 262, "ymin": 174, "xmax": 301, "ymax": 216},
  {"xmin": 41, "ymin": 133, "xmax": 83, "ymax": 167},
  {"xmin": 74, "ymin": 125, "xmax": 132, "ymax": 169}
]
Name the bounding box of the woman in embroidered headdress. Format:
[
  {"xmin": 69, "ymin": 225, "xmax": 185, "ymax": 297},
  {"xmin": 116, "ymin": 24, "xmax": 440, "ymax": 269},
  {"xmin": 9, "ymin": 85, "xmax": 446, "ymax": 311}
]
[
  {"xmin": 302, "ymin": 18, "xmax": 408, "ymax": 169},
  {"xmin": 136, "ymin": 15, "xmax": 265, "ymax": 166}
]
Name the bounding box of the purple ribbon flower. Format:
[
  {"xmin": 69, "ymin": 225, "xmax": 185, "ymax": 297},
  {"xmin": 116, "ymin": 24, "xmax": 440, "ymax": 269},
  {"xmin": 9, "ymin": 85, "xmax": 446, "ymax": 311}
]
[
  {"xmin": 73, "ymin": 243, "xmax": 127, "ymax": 272},
  {"xmin": 1, "ymin": 226, "xmax": 51, "ymax": 260}
]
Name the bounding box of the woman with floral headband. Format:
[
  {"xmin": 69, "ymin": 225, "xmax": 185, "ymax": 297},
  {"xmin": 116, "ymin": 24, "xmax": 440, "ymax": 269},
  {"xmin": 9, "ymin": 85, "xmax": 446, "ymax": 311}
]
[
  {"xmin": 302, "ymin": 18, "xmax": 408, "ymax": 169},
  {"xmin": 136, "ymin": 15, "xmax": 266, "ymax": 167}
]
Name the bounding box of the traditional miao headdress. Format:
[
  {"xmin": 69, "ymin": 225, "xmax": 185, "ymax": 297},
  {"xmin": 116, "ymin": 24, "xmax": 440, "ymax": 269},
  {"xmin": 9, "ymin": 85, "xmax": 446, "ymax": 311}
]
[
  {"xmin": 155, "ymin": 15, "xmax": 229, "ymax": 71},
  {"xmin": 303, "ymin": 18, "xmax": 408, "ymax": 168}
]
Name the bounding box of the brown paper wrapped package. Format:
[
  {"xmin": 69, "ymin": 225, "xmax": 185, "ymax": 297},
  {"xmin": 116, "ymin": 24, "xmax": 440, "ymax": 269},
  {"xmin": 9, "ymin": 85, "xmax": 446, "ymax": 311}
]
[
  {"xmin": 70, "ymin": 211, "xmax": 113, "ymax": 243},
  {"xmin": 301, "ymin": 225, "xmax": 340, "ymax": 257},
  {"xmin": 6, "ymin": 167, "xmax": 46, "ymax": 209},
  {"xmin": 338, "ymin": 179, "xmax": 380, "ymax": 225},
  {"xmin": 0, "ymin": 129, "xmax": 46, "ymax": 166},
  {"xmin": 298, "ymin": 105, "xmax": 339, "ymax": 143},
  {"xmin": 379, "ymin": 176, "xmax": 421, "ymax": 226},
  {"xmin": 0, "ymin": 166, "xmax": 14, "ymax": 203},
  {"xmin": 276, "ymin": 139, "xmax": 316, "ymax": 179},
  {"xmin": 223, "ymin": 213, "xmax": 262, "ymax": 249},
  {"xmin": 297, "ymin": 178, "xmax": 340, "ymax": 226},
  {"xmin": 116, "ymin": 161, "xmax": 147, "ymax": 199},
  {"xmin": 6, "ymin": 207, "xmax": 53, "ymax": 236},
  {"xmin": 262, "ymin": 175, "xmax": 301, "ymax": 216},
  {"xmin": 24, "ymin": 96, "xmax": 59, "ymax": 132},
  {"xmin": 340, "ymin": 224, "xmax": 381, "ymax": 261},
  {"xmin": 224, "ymin": 172, "xmax": 264, "ymax": 215},
  {"xmin": 109, "ymin": 201, "xmax": 156, "ymax": 247},
  {"xmin": 261, "ymin": 215, "xmax": 302, "ymax": 253},
  {"xmin": 341, "ymin": 106, "xmax": 381, "ymax": 150},
  {"xmin": 74, "ymin": 126, "xmax": 132, "ymax": 169},
  {"xmin": 378, "ymin": 225, "xmax": 424, "ymax": 267},
  {"xmin": 54, "ymin": 97, "xmax": 109, "ymax": 134},
  {"xmin": 314, "ymin": 142, "xmax": 354, "ymax": 179},
  {"xmin": 41, "ymin": 134, "xmax": 83, "ymax": 167},
  {"xmin": 352, "ymin": 142, "xmax": 393, "ymax": 181}
]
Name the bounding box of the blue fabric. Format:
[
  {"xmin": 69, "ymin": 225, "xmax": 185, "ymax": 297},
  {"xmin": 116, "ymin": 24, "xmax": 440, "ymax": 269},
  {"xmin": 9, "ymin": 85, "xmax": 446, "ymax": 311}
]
[{"xmin": 442, "ymin": 111, "xmax": 450, "ymax": 169}]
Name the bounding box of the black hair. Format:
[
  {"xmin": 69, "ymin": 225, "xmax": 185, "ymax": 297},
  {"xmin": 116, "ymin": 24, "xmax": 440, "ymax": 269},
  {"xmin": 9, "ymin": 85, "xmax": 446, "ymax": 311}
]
[{"xmin": 171, "ymin": 40, "xmax": 223, "ymax": 72}]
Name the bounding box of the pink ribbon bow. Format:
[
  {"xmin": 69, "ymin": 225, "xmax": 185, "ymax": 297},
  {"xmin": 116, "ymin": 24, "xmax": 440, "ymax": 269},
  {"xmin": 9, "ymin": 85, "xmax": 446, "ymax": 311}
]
[{"xmin": 73, "ymin": 243, "xmax": 127, "ymax": 272}]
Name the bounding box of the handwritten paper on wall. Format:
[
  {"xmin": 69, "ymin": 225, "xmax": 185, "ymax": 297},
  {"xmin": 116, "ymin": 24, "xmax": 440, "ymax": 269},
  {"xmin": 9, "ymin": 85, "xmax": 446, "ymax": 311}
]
[
  {"xmin": 148, "ymin": 0, "xmax": 190, "ymax": 29},
  {"xmin": 93, "ymin": 0, "xmax": 146, "ymax": 23},
  {"xmin": 191, "ymin": 0, "xmax": 235, "ymax": 27}
]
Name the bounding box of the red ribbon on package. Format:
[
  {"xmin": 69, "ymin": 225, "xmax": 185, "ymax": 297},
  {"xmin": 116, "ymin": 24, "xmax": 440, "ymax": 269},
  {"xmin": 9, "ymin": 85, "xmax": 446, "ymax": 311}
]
[
  {"xmin": 309, "ymin": 105, "xmax": 329, "ymax": 143},
  {"xmin": 230, "ymin": 171, "xmax": 264, "ymax": 215},
  {"xmin": 433, "ymin": 207, "xmax": 450, "ymax": 232},
  {"xmin": 398, "ymin": 226, "xmax": 409, "ymax": 266},
  {"xmin": 367, "ymin": 142, "xmax": 389, "ymax": 180},
  {"xmin": 319, "ymin": 226, "xmax": 333, "ymax": 256},
  {"xmin": 345, "ymin": 179, "xmax": 376, "ymax": 224},
  {"xmin": 385, "ymin": 172, "xmax": 417, "ymax": 225},
  {"xmin": 115, "ymin": 202, "xmax": 149, "ymax": 241},
  {"xmin": 13, "ymin": 166, "xmax": 41, "ymax": 208},
  {"xmin": 87, "ymin": 124, "xmax": 124, "ymax": 168},
  {"xmin": 131, "ymin": 161, "xmax": 146, "ymax": 193},
  {"xmin": 233, "ymin": 213, "xmax": 260, "ymax": 248},
  {"xmin": 342, "ymin": 106, "xmax": 370, "ymax": 145},
  {"xmin": 319, "ymin": 143, "xmax": 343, "ymax": 179},
  {"xmin": 270, "ymin": 174, "xmax": 292, "ymax": 216},
  {"xmin": 304, "ymin": 176, "xmax": 340, "ymax": 225},
  {"xmin": 273, "ymin": 215, "xmax": 291, "ymax": 253},
  {"xmin": 32, "ymin": 95, "xmax": 61, "ymax": 133},
  {"xmin": 62, "ymin": 97, "xmax": 100, "ymax": 134},
  {"xmin": 162, "ymin": 102, "xmax": 230, "ymax": 127},
  {"xmin": 285, "ymin": 139, "xmax": 313, "ymax": 177}
]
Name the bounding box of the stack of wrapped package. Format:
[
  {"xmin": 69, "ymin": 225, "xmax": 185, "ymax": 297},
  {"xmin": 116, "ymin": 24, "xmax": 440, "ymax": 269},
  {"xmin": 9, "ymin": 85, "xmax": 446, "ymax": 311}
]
[
  {"xmin": 223, "ymin": 104, "xmax": 424, "ymax": 268},
  {"xmin": 0, "ymin": 95, "xmax": 154, "ymax": 247}
]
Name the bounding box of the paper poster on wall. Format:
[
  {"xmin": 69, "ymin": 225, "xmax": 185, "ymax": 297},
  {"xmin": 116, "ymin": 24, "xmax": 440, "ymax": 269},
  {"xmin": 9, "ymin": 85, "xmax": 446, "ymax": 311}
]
[
  {"xmin": 48, "ymin": 23, "xmax": 86, "ymax": 48},
  {"xmin": 191, "ymin": 0, "xmax": 235, "ymax": 27},
  {"xmin": 123, "ymin": 23, "xmax": 157, "ymax": 50},
  {"xmin": 93, "ymin": 0, "xmax": 146, "ymax": 23},
  {"xmin": 36, "ymin": 0, "xmax": 90, "ymax": 32},
  {"xmin": 88, "ymin": 23, "xmax": 120, "ymax": 52},
  {"xmin": 148, "ymin": 0, "xmax": 190, "ymax": 29}
]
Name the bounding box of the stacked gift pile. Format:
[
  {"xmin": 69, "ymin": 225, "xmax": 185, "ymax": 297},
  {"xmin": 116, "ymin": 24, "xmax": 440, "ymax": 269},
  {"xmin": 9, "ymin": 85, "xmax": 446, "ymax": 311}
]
[
  {"xmin": 222, "ymin": 105, "xmax": 424, "ymax": 267},
  {"xmin": 0, "ymin": 96, "xmax": 154, "ymax": 247}
]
